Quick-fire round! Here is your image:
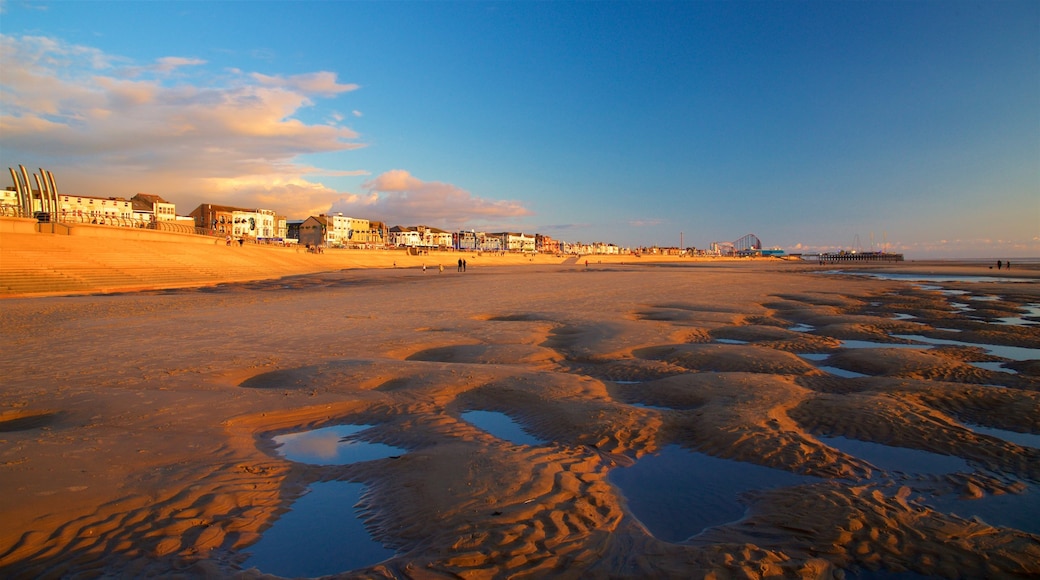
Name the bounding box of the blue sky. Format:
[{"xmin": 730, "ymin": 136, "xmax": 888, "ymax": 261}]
[{"xmin": 2, "ymin": 1, "xmax": 1037, "ymax": 257}]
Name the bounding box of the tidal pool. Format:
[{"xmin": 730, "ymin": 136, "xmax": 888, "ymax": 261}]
[
  {"xmin": 461, "ymin": 410, "xmax": 546, "ymax": 446},
  {"xmin": 273, "ymin": 424, "xmax": 405, "ymax": 465},
  {"xmin": 890, "ymin": 334, "xmax": 1040, "ymax": 362},
  {"xmin": 968, "ymin": 424, "xmax": 1040, "ymax": 449},
  {"xmin": 927, "ymin": 484, "xmax": 1040, "ymax": 535},
  {"xmin": 609, "ymin": 446, "xmax": 818, "ymax": 542},
  {"xmin": 818, "ymin": 436, "xmax": 971, "ymax": 476},
  {"xmin": 243, "ymin": 481, "xmax": 396, "ymax": 577},
  {"xmin": 995, "ymin": 303, "xmax": 1040, "ymax": 326}
]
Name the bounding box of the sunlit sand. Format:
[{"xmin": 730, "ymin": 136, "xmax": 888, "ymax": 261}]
[{"xmin": 1, "ymin": 234, "xmax": 1038, "ymax": 578}]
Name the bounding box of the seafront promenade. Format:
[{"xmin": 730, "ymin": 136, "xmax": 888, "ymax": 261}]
[
  {"xmin": 2, "ymin": 218, "xmax": 720, "ymax": 297},
  {"xmin": 0, "ymin": 223, "xmax": 572, "ymax": 297}
]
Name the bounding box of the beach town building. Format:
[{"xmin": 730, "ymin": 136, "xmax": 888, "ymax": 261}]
[
  {"xmin": 388, "ymin": 225, "xmax": 423, "ymax": 247},
  {"xmin": 298, "ymin": 213, "xmax": 371, "ymax": 247},
  {"xmin": 189, "ymin": 204, "xmax": 277, "ymax": 240},
  {"xmin": 388, "ymin": 225, "xmax": 453, "ymax": 248},
  {"xmin": 130, "ymin": 193, "xmax": 176, "ymax": 223},
  {"xmin": 297, "ymin": 216, "xmax": 326, "ymax": 247},
  {"xmin": 231, "ymin": 208, "xmax": 277, "ymax": 240},
  {"xmin": 536, "ymin": 234, "xmax": 560, "ymax": 254},
  {"xmin": 424, "ymin": 227, "xmax": 453, "ymax": 248},
  {"xmin": 286, "ymin": 219, "xmax": 304, "ymax": 244},
  {"xmin": 57, "ymin": 194, "xmax": 134, "ymax": 223},
  {"xmin": 369, "ymin": 221, "xmax": 389, "ymax": 247},
  {"xmin": 493, "ymin": 232, "xmax": 536, "ymax": 253}
]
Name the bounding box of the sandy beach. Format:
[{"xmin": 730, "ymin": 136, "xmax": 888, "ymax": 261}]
[{"xmin": 1, "ymin": 240, "xmax": 1038, "ymax": 578}]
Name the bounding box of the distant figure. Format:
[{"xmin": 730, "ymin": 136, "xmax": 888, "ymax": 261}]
[
  {"xmin": 1006, "ymin": 261, "xmax": 1011, "ymax": 270},
  {"xmin": 997, "ymin": 260, "xmax": 1002, "ymax": 270},
  {"xmin": 463, "ymin": 259, "xmax": 467, "ymax": 272},
  {"xmin": 422, "ymin": 264, "xmax": 427, "ymax": 273},
  {"xmin": 585, "ymin": 260, "xmax": 588, "ymax": 269},
  {"xmin": 458, "ymin": 258, "xmax": 463, "ymax": 272},
  {"xmin": 439, "ymin": 264, "xmax": 444, "ymax": 273},
  {"xmin": 238, "ymin": 238, "xmax": 244, "ymax": 247}
]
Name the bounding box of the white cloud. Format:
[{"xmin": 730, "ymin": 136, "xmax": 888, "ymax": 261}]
[
  {"xmin": 328, "ymin": 169, "xmax": 532, "ymax": 228},
  {"xmin": 0, "ymin": 33, "xmax": 365, "ymax": 219}
]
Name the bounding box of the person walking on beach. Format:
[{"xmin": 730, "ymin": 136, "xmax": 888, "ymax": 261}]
[
  {"xmin": 997, "ymin": 260, "xmax": 1002, "ymax": 270},
  {"xmin": 439, "ymin": 264, "xmax": 444, "ymax": 273},
  {"xmin": 458, "ymin": 258, "xmax": 463, "ymax": 272},
  {"xmin": 463, "ymin": 259, "xmax": 467, "ymax": 272},
  {"xmin": 422, "ymin": 264, "xmax": 427, "ymax": 273}
]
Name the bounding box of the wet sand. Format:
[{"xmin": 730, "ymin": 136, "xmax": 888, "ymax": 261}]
[{"xmin": 1, "ymin": 260, "xmax": 1038, "ymax": 578}]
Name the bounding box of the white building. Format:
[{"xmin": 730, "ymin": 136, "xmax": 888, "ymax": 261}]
[{"xmin": 494, "ymin": 232, "xmax": 536, "ymax": 253}]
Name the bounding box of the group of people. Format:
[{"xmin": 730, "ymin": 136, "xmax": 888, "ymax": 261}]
[
  {"xmin": 996, "ymin": 260, "xmax": 1011, "ymax": 270},
  {"xmin": 420, "ymin": 258, "xmax": 467, "ymax": 273}
]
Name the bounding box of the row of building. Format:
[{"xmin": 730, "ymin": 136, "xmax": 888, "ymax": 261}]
[{"xmin": 4, "ymin": 166, "xmax": 624, "ymax": 254}]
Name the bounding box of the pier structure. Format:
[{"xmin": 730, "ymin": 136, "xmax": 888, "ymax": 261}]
[{"xmin": 816, "ymin": 251, "xmax": 904, "ymax": 264}]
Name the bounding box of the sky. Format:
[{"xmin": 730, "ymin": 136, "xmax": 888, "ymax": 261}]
[{"xmin": 1, "ymin": 1, "xmax": 1037, "ymax": 258}]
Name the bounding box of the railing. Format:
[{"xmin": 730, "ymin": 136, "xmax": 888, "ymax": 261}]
[
  {"xmin": 0, "ymin": 205, "xmax": 31, "ymax": 218},
  {"xmin": 2, "ymin": 208, "xmax": 217, "ymax": 237}
]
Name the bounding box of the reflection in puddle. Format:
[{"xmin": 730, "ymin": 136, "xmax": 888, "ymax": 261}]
[
  {"xmin": 798, "ymin": 354, "xmax": 870, "ymax": 377},
  {"xmin": 462, "ymin": 410, "xmax": 545, "ymax": 446},
  {"xmin": 891, "ymin": 334, "xmax": 1040, "ymax": 362},
  {"xmin": 995, "ymin": 303, "xmax": 1040, "ymax": 326},
  {"xmin": 971, "ymin": 361, "xmax": 1017, "ymax": 374},
  {"xmin": 609, "ymin": 446, "xmax": 818, "ymax": 542},
  {"xmin": 968, "ymin": 425, "xmax": 1040, "ymax": 449},
  {"xmin": 840, "ymin": 340, "xmax": 929, "ymax": 350},
  {"xmin": 714, "ymin": 338, "xmax": 748, "ymax": 345},
  {"xmin": 840, "ymin": 273, "xmax": 1025, "ymax": 283},
  {"xmin": 819, "ymin": 436, "xmax": 970, "ymax": 476},
  {"xmin": 274, "ymin": 425, "xmax": 405, "ymax": 465},
  {"xmin": 243, "ymin": 481, "xmax": 396, "ymax": 577},
  {"xmin": 928, "ymin": 485, "xmax": 1040, "ymax": 536},
  {"xmin": 819, "ymin": 366, "xmax": 869, "ymax": 378},
  {"xmin": 788, "ymin": 323, "xmax": 814, "ymax": 332}
]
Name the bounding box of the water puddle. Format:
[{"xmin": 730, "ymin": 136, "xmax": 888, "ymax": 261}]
[
  {"xmin": 819, "ymin": 436, "xmax": 970, "ymax": 476},
  {"xmin": 968, "ymin": 425, "xmax": 1040, "ymax": 449},
  {"xmin": 839, "ymin": 273, "xmax": 1025, "ymax": 284},
  {"xmin": 970, "ymin": 361, "xmax": 1017, "ymax": 374},
  {"xmin": 840, "ymin": 340, "xmax": 930, "ymax": 351},
  {"xmin": 462, "ymin": 410, "xmax": 545, "ymax": 446},
  {"xmin": 890, "ymin": 334, "xmax": 1040, "ymax": 362},
  {"xmin": 243, "ymin": 481, "xmax": 396, "ymax": 577},
  {"xmin": 819, "ymin": 366, "xmax": 870, "ymax": 378},
  {"xmin": 714, "ymin": 338, "xmax": 748, "ymax": 345},
  {"xmin": 609, "ymin": 445, "xmax": 818, "ymax": 542},
  {"xmin": 273, "ymin": 424, "xmax": 405, "ymax": 465},
  {"xmin": 995, "ymin": 302, "xmax": 1040, "ymax": 326},
  {"xmin": 788, "ymin": 323, "xmax": 815, "ymax": 332},
  {"xmin": 928, "ymin": 484, "xmax": 1040, "ymax": 536}
]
